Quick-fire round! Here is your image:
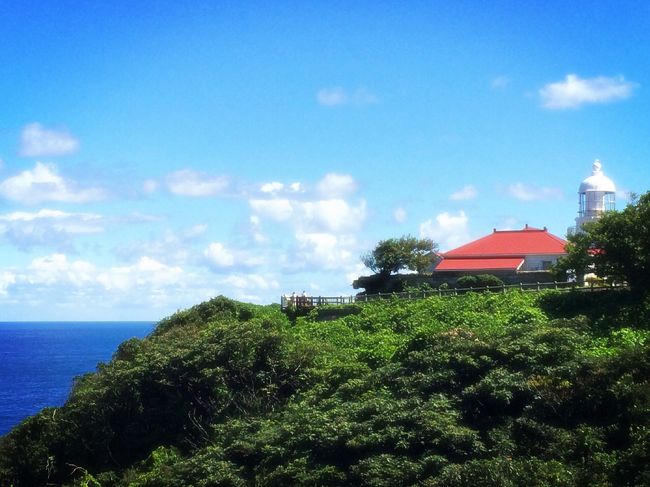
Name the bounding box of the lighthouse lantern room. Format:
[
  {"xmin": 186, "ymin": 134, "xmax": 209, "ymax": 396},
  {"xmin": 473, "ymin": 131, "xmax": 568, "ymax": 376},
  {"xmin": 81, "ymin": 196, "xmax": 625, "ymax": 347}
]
[{"xmin": 573, "ymin": 160, "xmax": 616, "ymax": 233}]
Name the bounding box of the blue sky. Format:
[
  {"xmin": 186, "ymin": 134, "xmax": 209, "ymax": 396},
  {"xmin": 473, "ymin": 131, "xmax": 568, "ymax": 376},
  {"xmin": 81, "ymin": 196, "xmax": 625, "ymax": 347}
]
[{"xmin": 0, "ymin": 1, "xmax": 648, "ymax": 320}]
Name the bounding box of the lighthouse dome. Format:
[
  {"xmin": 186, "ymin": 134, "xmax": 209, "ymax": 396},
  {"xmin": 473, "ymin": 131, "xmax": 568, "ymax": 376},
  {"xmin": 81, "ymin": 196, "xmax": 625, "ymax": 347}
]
[{"xmin": 579, "ymin": 160, "xmax": 616, "ymax": 193}]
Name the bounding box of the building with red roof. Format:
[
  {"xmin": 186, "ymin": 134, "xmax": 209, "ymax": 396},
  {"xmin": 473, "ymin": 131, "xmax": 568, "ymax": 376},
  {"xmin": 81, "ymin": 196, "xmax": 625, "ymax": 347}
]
[{"xmin": 432, "ymin": 225, "xmax": 567, "ymax": 282}]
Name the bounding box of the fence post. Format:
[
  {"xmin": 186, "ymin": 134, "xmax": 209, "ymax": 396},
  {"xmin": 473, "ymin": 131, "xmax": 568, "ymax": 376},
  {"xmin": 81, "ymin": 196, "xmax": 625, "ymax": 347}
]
[
  {"xmin": 502, "ymin": 284, "xmax": 506, "ymax": 294},
  {"xmin": 537, "ymin": 282, "xmax": 540, "ymax": 291}
]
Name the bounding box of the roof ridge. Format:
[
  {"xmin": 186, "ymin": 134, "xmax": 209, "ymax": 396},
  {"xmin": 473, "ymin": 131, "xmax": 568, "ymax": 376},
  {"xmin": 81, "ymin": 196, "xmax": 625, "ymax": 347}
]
[
  {"xmin": 443, "ymin": 254, "xmax": 527, "ymax": 258},
  {"xmin": 494, "ymin": 228, "xmax": 544, "ymax": 233}
]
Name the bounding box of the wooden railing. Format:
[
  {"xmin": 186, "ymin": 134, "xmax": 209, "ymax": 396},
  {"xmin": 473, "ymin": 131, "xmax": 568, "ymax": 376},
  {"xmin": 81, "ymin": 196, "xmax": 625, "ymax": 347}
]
[
  {"xmin": 280, "ymin": 281, "xmax": 628, "ymax": 311},
  {"xmin": 281, "ymin": 295, "xmax": 356, "ymax": 310}
]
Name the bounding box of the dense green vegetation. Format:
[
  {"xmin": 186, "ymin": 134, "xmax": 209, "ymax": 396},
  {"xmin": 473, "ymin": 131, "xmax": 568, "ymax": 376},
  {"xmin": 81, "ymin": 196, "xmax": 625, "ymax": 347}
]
[
  {"xmin": 555, "ymin": 191, "xmax": 650, "ymax": 291},
  {"xmin": 2, "ymin": 290, "xmax": 650, "ymax": 486}
]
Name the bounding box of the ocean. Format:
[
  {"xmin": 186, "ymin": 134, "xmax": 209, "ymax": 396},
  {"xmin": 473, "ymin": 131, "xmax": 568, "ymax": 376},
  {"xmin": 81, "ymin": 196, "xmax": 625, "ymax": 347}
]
[{"xmin": 0, "ymin": 321, "xmax": 154, "ymax": 436}]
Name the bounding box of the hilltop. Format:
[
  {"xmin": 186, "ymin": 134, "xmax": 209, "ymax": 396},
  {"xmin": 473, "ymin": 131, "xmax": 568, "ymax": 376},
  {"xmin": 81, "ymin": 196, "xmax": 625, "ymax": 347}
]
[{"xmin": 1, "ymin": 290, "xmax": 649, "ymax": 486}]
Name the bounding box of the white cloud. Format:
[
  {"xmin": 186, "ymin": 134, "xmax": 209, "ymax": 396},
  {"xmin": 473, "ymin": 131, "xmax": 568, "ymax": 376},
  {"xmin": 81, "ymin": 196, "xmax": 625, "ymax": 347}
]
[
  {"xmin": 248, "ymin": 173, "xmax": 367, "ymax": 276},
  {"xmin": 419, "ymin": 210, "xmax": 469, "ymax": 250},
  {"xmin": 249, "ymin": 173, "xmax": 365, "ymax": 232},
  {"xmin": 394, "ymin": 207, "xmax": 407, "ymax": 223},
  {"xmin": 292, "ymin": 232, "xmax": 358, "ymax": 271},
  {"xmin": 304, "ymin": 199, "xmax": 366, "ymax": 233},
  {"xmin": 250, "ymin": 174, "xmax": 363, "ymax": 233},
  {"xmin": 204, "ymin": 242, "xmax": 264, "ymax": 271},
  {"xmin": 220, "ymin": 273, "xmax": 280, "ymax": 303},
  {"xmin": 505, "ymin": 182, "xmax": 563, "ymax": 201},
  {"xmin": 539, "ymin": 74, "xmax": 637, "ymax": 109},
  {"xmin": 317, "ymin": 88, "xmax": 347, "ymax": 106},
  {"xmin": 249, "ymin": 198, "xmax": 294, "ymax": 221},
  {"xmin": 0, "ymin": 209, "xmax": 103, "ymax": 250},
  {"xmin": 258, "ymin": 181, "xmax": 303, "ymax": 195},
  {"xmin": 491, "ymin": 76, "xmax": 510, "ymax": 89},
  {"xmin": 114, "ymin": 225, "xmax": 207, "ymax": 266},
  {"xmin": 27, "ymin": 253, "xmax": 96, "ymax": 286},
  {"xmin": 166, "ymin": 169, "xmax": 228, "ymax": 197},
  {"xmin": 449, "ymin": 184, "xmax": 478, "ymax": 201},
  {"xmin": 19, "ymin": 123, "xmax": 80, "ymax": 157},
  {"xmin": 316, "ymin": 173, "xmax": 358, "ymax": 197},
  {"xmin": 96, "ymin": 257, "xmax": 183, "ymax": 292},
  {"xmin": 0, "ymin": 162, "xmax": 105, "ymax": 205},
  {"xmin": 317, "ymin": 87, "xmax": 378, "ymax": 106},
  {"xmin": 143, "ymin": 179, "xmax": 159, "ymax": 193},
  {"xmin": 0, "ymin": 209, "xmax": 100, "ymax": 224},
  {"xmin": 222, "ymin": 273, "xmax": 278, "ymax": 291},
  {"xmin": 116, "ymin": 212, "xmax": 163, "ymax": 224},
  {"xmin": 260, "ymin": 181, "xmax": 284, "ymax": 194},
  {"xmin": 203, "ymin": 242, "xmax": 235, "ymax": 268},
  {"xmin": 3, "ymin": 253, "xmax": 216, "ymax": 316},
  {"xmin": 250, "ymin": 174, "xmax": 364, "ymax": 236},
  {"xmin": 249, "ymin": 215, "xmax": 268, "ymax": 243},
  {"xmin": 251, "ymin": 197, "xmax": 366, "ymax": 234},
  {"xmin": 0, "ymin": 271, "xmax": 16, "ymax": 296},
  {"xmin": 183, "ymin": 224, "xmax": 208, "ymax": 239},
  {"xmin": 346, "ymin": 262, "xmax": 368, "ymax": 285}
]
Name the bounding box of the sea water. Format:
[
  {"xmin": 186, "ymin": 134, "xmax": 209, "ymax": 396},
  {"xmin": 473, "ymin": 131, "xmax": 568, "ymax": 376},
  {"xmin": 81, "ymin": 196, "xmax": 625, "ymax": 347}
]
[{"xmin": 0, "ymin": 321, "xmax": 154, "ymax": 436}]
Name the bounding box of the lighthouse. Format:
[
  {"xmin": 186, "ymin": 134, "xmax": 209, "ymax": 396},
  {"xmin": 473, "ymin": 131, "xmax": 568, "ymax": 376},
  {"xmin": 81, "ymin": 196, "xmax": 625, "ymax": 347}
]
[{"xmin": 571, "ymin": 160, "xmax": 616, "ymax": 234}]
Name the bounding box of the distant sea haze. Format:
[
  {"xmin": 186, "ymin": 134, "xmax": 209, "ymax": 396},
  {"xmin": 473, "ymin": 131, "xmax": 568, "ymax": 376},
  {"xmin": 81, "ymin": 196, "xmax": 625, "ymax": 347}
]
[{"xmin": 0, "ymin": 321, "xmax": 154, "ymax": 436}]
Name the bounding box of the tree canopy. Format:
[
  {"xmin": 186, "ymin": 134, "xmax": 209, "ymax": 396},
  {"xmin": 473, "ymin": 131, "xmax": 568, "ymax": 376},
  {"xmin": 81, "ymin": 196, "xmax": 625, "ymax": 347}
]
[
  {"xmin": 361, "ymin": 236, "xmax": 437, "ymax": 276},
  {"xmin": 554, "ymin": 191, "xmax": 650, "ymax": 292}
]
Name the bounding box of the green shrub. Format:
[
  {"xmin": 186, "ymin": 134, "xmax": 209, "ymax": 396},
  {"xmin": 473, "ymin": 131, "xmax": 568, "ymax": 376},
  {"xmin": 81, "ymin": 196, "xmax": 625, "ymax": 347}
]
[
  {"xmin": 457, "ymin": 274, "xmax": 504, "ymax": 289},
  {"xmin": 2, "ymin": 290, "xmax": 649, "ymax": 486}
]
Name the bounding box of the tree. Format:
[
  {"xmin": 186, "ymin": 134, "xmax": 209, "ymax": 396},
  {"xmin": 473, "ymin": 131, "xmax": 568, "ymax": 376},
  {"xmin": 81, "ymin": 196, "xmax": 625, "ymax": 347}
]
[
  {"xmin": 361, "ymin": 236, "xmax": 437, "ymax": 276},
  {"xmin": 551, "ymin": 230, "xmax": 595, "ymax": 284},
  {"xmin": 554, "ymin": 191, "xmax": 650, "ymax": 292}
]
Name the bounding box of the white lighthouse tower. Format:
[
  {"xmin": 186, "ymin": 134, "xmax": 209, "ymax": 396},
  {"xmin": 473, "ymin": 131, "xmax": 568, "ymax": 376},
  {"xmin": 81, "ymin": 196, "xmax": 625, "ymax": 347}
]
[{"xmin": 572, "ymin": 160, "xmax": 616, "ymax": 233}]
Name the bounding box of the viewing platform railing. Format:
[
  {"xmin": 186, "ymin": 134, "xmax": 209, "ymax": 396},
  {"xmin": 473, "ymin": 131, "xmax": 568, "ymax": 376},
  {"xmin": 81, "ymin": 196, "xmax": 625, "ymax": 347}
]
[{"xmin": 280, "ymin": 281, "xmax": 627, "ymax": 311}]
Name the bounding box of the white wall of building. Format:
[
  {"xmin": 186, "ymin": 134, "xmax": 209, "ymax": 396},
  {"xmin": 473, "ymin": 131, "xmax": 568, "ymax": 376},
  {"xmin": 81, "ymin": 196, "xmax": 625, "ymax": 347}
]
[{"xmin": 521, "ymin": 254, "xmax": 564, "ymax": 271}]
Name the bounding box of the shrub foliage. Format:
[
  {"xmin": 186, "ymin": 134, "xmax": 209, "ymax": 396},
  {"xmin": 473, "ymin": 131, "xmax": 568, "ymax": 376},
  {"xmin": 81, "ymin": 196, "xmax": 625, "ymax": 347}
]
[{"xmin": 1, "ymin": 291, "xmax": 649, "ymax": 486}]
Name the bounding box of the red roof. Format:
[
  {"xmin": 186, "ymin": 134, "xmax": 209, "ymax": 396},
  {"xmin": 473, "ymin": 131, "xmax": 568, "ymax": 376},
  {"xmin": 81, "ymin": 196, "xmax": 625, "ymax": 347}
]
[
  {"xmin": 443, "ymin": 226, "xmax": 567, "ymax": 258},
  {"xmin": 435, "ymin": 257, "xmax": 524, "ymax": 271},
  {"xmin": 433, "ymin": 226, "xmax": 567, "ymax": 273}
]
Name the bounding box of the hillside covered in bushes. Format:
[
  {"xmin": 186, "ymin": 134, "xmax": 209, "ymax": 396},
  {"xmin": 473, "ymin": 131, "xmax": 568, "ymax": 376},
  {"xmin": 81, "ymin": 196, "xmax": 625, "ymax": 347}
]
[{"xmin": 1, "ymin": 290, "xmax": 649, "ymax": 486}]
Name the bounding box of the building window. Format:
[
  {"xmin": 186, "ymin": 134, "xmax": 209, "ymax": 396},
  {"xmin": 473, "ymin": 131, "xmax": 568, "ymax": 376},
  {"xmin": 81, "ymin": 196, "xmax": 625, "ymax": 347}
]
[{"xmin": 541, "ymin": 260, "xmax": 552, "ymax": 270}]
